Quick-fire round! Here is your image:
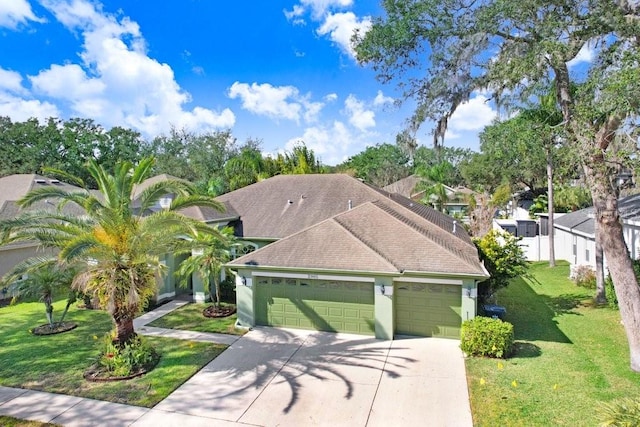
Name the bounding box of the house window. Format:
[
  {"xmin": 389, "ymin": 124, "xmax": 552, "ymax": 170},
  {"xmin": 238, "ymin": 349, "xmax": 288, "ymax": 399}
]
[
  {"xmin": 585, "ymin": 249, "xmax": 590, "ymax": 262},
  {"xmin": 231, "ymin": 242, "xmax": 258, "ymax": 259}
]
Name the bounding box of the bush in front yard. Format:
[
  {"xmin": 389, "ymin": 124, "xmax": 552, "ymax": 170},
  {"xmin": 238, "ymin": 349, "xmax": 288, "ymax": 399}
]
[
  {"xmin": 460, "ymin": 316, "xmax": 514, "ymax": 358},
  {"xmin": 570, "ymin": 265, "xmax": 596, "ymax": 289}
]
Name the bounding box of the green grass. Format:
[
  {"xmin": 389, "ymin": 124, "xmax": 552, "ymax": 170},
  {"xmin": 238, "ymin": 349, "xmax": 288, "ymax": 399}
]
[
  {"xmin": 0, "ymin": 300, "xmax": 227, "ymax": 407},
  {"xmin": 467, "ymin": 261, "xmax": 639, "ymax": 426},
  {"xmin": 147, "ymin": 302, "xmax": 246, "ymax": 335},
  {"xmin": 0, "ymin": 416, "xmax": 60, "ymax": 427}
]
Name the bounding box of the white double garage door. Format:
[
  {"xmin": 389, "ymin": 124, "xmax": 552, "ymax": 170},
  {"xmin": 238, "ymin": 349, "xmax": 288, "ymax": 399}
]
[{"xmin": 255, "ymin": 277, "xmax": 462, "ymax": 339}]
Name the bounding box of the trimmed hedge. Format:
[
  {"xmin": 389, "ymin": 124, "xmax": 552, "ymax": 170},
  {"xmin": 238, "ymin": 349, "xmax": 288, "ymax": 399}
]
[{"xmin": 460, "ymin": 316, "xmax": 514, "ymax": 358}]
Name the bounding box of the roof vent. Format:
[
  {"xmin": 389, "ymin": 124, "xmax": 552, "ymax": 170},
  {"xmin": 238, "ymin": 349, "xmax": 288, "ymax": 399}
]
[
  {"xmin": 49, "ymin": 179, "xmax": 60, "ymax": 184},
  {"xmin": 453, "ymin": 221, "xmax": 457, "ymax": 234},
  {"xmin": 287, "ymin": 199, "xmax": 293, "ymax": 204},
  {"xmin": 34, "ymin": 179, "xmax": 46, "ymax": 184},
  {"xmin": 348, "ymin": 200, "xmax": 352, "ymax": 210}
]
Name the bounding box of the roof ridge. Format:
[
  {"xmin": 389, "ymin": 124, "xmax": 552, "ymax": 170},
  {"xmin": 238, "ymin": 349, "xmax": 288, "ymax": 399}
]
[
  {"xmin": 371, "ymin": 200, "xmax": 481, "ymax": 269},
  {"xmin": 332, "ymin": 211, "xmax": 402, "ymax": 271}
]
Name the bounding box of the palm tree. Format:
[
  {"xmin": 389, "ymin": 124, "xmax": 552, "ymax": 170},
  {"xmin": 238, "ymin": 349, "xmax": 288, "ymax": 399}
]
[
  {"xmin": 416, "ymin": 161, "xmax": 455, "ymax": 213},
  {"xmin": 0, "ymin": 157, "xmax": 224, "ymax": 345},
  {"xmin": 6, "ymin": 257, "xmax": 76, "ymax": 328},
  {"xmin": 175, "ymin": 226, "xmax": 236, "ymax": 308}
]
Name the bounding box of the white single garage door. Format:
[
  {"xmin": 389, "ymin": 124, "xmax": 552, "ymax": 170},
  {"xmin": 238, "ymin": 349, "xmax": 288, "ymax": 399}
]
[{"xmin": 395, "ymin": 282, "xmax": 462, "ymax": 338}]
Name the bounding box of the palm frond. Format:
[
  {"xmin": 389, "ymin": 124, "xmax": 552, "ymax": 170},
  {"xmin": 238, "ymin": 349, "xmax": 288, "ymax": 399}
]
[
  {"xmin": 170, "ymin": 194, "xmax": 225, "ymax": 212},
  {"xmin": 42, "ymin": 167, "xmax": 86, "ymax": 188},
  {"xmin": 136, "ymin": 178, "xmax": 195, "ymax": 212},
  {"xmin": 17, "ymin": 186, "xmax": 88, "ymax": 209}
]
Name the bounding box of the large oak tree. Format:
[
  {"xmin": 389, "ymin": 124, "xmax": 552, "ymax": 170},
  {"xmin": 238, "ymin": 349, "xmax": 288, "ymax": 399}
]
[{"xmin": 356, "ymin": 0, "xmax": 640, "ymax": 370}]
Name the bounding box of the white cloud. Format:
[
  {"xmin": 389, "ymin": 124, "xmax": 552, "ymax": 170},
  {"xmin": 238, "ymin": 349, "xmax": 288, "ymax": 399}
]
[
  {"xmin": 373, "ymin": 90, "xmax": 393, "ymax": 106},
  {"xmin": 228, "ymin": 81, "xmax": 324, "ymax": 123},
  {"xmin": 446, "ymin": 94, "xmax": 497, "ymax": 135},
  {"xmin": 286, "ymin": 120, "xmax": 355, "ymax": 165},
  {"xmin": 21, "ymin": 0, "xmax": 235, "ymax": 137},
  {"xmin": 324, "ymin": 93, "xmax": 338, "ymax": 102},
  {"xmin": 344, "ymin": 94, "xmax": 375, "ymax": 131},
  {"xmin": 0, "ymin": 67, "xmax": 28, "ymax": 94},
  {"xmin": 0, "ymin": 0, "xmax": 45, "ymax": 29},
  {"xmin": 568, "ymin": 42, "xmax": 596, "ymax": 68},
  {"xmin": 317, "ymin": 12, "xmax": 371, "ymax": 58},
  {"xmin": 0, "ymin": 67, "xmax": 59, "ymax": 121},
  {"xmin": 285, "ymin": 0, "xmax": 353, "ymax": 20}
]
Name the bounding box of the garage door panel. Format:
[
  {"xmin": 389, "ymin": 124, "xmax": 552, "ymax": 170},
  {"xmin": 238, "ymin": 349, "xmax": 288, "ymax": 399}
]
[
  {"xmin": 395, "ymin": 282, "xmax": 462, "ymax": 339},
  {"xmin": 256, "ymin": 278, "xmax": 374, "ymax": 335}
]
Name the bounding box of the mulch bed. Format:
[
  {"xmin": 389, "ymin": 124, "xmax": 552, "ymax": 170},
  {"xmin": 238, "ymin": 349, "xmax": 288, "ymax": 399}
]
[
  {"xmin": 83, "ymin": 351, "xmax": 160, "ymax": 382},
  {"xmin": 203, "ymin": 304, "xmax": 236, "ymax": 318},
  {"xmin": 31, "ymin": 322, "xmax": 77, "ymax": 336}
]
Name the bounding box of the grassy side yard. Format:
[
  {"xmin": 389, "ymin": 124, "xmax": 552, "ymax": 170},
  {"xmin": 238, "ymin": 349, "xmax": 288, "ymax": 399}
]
[
  {"xmin": 0, "ymin": 300, "xmax": 226, "ymax": 407},
  {"xmin": 148, "ymin": 302, "xmax": 245, "ymax": 335},
  {"xmin": 467, "ymin": 261, "xmax": 638, "ymax": 426}
]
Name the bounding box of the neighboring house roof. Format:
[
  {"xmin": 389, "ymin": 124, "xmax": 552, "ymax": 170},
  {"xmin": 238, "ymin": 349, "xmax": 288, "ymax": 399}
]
[
  {"xmin": 133, "ymin": 174, "xmax": 235, "ymax": 223},
  {"xmin": 382, "ymin": 175, "xmax": 474, "ymax": 205},
  {"xmin": 0, "ymin": 174, "xmax": 86, "ymax": 221},
  {"xmin": 382, "ymin": 175, "xmax": 422, "ymax": 199},
  {"xmin": 229, "ymin": 199, "xmax": 486, "ymax": 277},
  {"xmin": 554, "ymin": 208, "xmax": 594, "ymax": 236},
  {"xmin": 553, "ymin": 193, "xmax": 640, "ymax": 239}
]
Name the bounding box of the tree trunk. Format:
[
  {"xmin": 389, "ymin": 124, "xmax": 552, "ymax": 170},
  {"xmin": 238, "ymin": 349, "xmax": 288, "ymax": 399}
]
[
  {"xmin": 594, "ymin": 220, "xmax": 607, "ymax": 304},
  {"xmin": 547, "ymin": 146, "xmax": 556, "ymax": 267},
  {"xmin": 114, "ymin": 316, "xmax": 136, "ymax": 345},
  {"xmin": 44, "ymin": 294, "xmax": 54, "ymax": 326},
  {"xmin": 584, "ymin": 158, "xmax": 640, "ymax": 372}
]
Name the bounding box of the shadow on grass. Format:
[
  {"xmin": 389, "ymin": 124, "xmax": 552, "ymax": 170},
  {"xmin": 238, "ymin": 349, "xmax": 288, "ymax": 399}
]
[
  {"xmin": 512, "ymin": 341, "xmax": 542, "ymax": 358},
  {"xmin": 499, "ymin": 277, "xmax": 573, "ymax": 344}
]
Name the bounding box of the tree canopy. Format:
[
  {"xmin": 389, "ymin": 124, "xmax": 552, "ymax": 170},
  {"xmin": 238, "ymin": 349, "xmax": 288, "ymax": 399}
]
[{"xmin": 356, "ymin": 0, "xmax": 640, "ymax": 370}]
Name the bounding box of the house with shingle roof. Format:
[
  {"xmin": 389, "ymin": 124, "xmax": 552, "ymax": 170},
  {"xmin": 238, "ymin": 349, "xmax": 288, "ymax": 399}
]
[
  {"xmin": 220, "ymin": 174, "xmax": 488, "ymax": 340},
  {"xmin": 0, "ymin": 174, "xmax": 87, "ymax": 299},
  {"xmin": 382, "ymin": 174, "xmax": 474, "ymax": 217},
  {"xmin": 553, "ymin": 193, "xmax": 640, "ymax": 271}
]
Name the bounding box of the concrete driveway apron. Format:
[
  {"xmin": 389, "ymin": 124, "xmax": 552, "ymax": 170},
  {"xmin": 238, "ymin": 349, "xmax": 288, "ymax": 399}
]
[{"xmin": 138, "ymin": 328, "xmax": 472, "ymax": 427}]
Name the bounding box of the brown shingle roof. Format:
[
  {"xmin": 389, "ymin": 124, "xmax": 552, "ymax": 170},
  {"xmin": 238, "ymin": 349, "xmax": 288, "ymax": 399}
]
[
  {"xmin": 0, "ymin": 174, "xmax": 86, "ymax": 220},
  {"xmin": 229, "ymin": 201, "xmax": 487, "ymax": 277},
  {"xmin": 133, "ymin": 174, "xmax": 235, "ymax": 223},
  {"xmin": 382, "ymin": 175, "xmax": 421, "ymax": 198},
  {"xmin": 216, "ymin": 174, "xmax": 387, "ymax": 239}
]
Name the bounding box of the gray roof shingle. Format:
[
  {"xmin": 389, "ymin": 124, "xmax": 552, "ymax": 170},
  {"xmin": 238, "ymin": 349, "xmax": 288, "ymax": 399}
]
[
  {"xmin": 229, "ymin": 200, "xmax": 486, "ymax": 277},
  {"xmin": 228, "ymin": 175, "xmax": 485, "ymax": 276}
]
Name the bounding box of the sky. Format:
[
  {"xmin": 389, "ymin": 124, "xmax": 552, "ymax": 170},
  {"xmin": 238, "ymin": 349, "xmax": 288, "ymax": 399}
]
[{"xmin": 0, "ymin": 0, "xmax": 503, "ymax": 165}]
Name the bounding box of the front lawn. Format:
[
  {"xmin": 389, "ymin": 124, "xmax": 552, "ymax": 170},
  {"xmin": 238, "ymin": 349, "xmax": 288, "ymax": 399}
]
[
  {"xmin": 0, "ymin": 300, "xmax": 227, "ymax": 407},
  {"xmin": 147, "ymin": 302, "xmax": 246, "ymax": 335},
  {"xmin": 467, "ymin": 261, "xmax": 639, "ymax": 426},
  {"xmin": 0, "ymin": 416, "xmax": 60, "ymax": 427}
]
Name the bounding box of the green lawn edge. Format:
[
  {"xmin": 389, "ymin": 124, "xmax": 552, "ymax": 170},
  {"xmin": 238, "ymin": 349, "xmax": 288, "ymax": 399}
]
[
  {"xmin": 0, "ymin": 300, "xmax": 226, "ymax": 407},
  {"xmin": 466, "ymin": 261, "xmax": 638, "ymax": 426},
  {"xmin": 147, "ymin": 302, "xmax": 246, "ymax": 335}
]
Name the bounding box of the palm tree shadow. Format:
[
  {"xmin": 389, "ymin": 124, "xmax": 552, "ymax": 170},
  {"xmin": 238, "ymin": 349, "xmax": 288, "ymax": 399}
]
[
  {"xmin": 163, "ymin": 326, "xmax": 418, "ymax": 417},
  {"xmin": 232, "ymin": 328, "xmax": 417, "ymax": 414}
]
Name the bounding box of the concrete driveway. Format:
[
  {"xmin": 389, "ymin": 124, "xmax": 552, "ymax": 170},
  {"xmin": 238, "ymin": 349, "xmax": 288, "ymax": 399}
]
[{"xmin": 134, "ymin": 327, "xmax": 472, "ymax": 427}]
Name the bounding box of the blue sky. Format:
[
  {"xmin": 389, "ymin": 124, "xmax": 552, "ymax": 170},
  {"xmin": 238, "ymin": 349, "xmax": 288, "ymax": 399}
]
[{"xmin": 0, "ymin": 0, "xmax": 501, "ymax": 165}]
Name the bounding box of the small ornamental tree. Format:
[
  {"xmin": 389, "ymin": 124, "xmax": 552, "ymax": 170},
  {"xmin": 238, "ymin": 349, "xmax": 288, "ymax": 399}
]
[
  {"xmin": 474, "ymin": 229, "xmax": 528, "ymax": 302},
  {"xmin": 5, "ymin": 258, "xmax": 77, "ymax": 329}
]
